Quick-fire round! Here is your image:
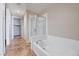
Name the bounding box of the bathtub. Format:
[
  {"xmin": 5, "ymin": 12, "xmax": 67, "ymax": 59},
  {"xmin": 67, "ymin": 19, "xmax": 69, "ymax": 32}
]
[{"xmin": 31, "ymin": 35, "xmax": 79, "ymax": 56}]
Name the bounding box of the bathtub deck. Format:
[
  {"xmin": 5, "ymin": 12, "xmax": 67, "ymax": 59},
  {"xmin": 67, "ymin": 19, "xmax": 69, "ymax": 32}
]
[{"xmin": 5, "ymin": 37, "xmax": 36, "ymax": 56}]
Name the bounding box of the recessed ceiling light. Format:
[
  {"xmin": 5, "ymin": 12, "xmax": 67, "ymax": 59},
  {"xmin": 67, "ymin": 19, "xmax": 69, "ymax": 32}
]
[{"xmin": 17, "ymin": 10, "xmax": 20, "ymax": 13}]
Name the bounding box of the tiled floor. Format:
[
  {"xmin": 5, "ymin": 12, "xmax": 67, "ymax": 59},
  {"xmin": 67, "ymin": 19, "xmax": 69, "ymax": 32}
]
[{"xmin": 5, "ymin": 37, "xmax": 36, "ymax": 56}]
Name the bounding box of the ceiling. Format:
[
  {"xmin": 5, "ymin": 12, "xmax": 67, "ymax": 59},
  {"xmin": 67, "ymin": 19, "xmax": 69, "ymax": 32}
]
[{"xmin": 7, "ymin": 3, "xmax": 52, "ymax": 16}]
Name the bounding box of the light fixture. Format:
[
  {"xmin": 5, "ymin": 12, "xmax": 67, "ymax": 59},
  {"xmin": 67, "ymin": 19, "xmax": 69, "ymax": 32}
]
[{"xmin": 17, "ymin": 10, "xmax": 20, "ymax": 13}]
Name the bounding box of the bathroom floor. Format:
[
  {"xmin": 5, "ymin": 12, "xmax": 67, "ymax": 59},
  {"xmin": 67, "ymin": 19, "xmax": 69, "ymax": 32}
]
[{"xmin": 5, "ymin": 37, "xmax": 36, "ymax": 56}]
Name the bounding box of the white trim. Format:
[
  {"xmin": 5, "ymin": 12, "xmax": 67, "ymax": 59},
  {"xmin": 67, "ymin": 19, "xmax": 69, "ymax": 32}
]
[
  {"xmin": 3, "ymin": 3, "xmax": 6, "ymax": 55},
  {"xmin": 12, "ymin": 16, "xmax": 14, "ymax": 39},
  {"xmin": 28, "ymin": 15, "xmax": 32, "ymax": 41},
  {"xmin": 0, "ymin": 3, "xmax": 5, "ymax": 55}
]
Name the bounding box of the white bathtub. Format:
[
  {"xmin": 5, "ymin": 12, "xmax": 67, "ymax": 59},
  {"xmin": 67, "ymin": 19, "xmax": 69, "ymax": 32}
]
[{"xmin": 31, "ymin": 35, "xmax": 79, "ymax": 56}]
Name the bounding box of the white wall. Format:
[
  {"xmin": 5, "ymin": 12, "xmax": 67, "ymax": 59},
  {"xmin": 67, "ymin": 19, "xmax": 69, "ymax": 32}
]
[
  {"xmin": 0, "ymin": 3, "xmax": 5, "ymax": 55},
  {"xmin": 21, "ymin": 11, "xmax": 36, "ymax": 40},
  {"xmin": 6, "ymin": 8, "xmax": 12, "ymax": 46},
  {"xmin": 24, "ymin": 12, "xmax": 28, "ymax": 39},
  {"xmin": 43, "ymin": 4, "xmax": 79, "ymax": 40},
  {"xmin": 21, "ymin": 18, "xmax": 24, "ymax": 38},
  {"xmin": 21, "ymin": 12, "xmax": 28, "ymax": 39}
]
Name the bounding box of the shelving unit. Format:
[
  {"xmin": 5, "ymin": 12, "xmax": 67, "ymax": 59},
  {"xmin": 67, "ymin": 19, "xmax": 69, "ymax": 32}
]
[{"xmin": 12, "ymin": 16, "xmax": 21, "ymax": 38}]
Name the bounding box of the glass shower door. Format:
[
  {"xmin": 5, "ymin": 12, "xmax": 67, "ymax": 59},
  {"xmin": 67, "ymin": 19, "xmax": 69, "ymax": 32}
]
[
  {"xmin": 36, "ymin": 16, "xmax": 46, "ymax": 35},
  {"xmin": 29, "ymin": 15, "xmax": 37, "ymax": 37},
  {"xmin": 29, "ymin": 15, "xmax": 47, "ymax": 37}
]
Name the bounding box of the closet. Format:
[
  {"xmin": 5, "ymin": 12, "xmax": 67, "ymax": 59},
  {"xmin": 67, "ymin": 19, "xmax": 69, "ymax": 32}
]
[{"xmin": 12, "ymin": 16, "xmax": 21, "ymax": 38}]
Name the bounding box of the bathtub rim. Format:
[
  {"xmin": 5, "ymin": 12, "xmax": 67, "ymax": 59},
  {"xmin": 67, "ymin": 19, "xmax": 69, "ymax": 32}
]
[{"xmin": 32, "ymin": 42, "xmax": 49, "ymax": 56}]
